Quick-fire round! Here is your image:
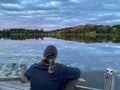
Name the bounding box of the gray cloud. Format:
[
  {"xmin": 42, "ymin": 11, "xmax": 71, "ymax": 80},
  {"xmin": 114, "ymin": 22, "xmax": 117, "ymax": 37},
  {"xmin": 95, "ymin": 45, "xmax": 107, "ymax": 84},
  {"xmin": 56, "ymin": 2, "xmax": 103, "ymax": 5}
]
[
  {"xmin": 0, "ymin": 0, "xmax": 19, "ymax": 4},
  {"xmin": 0, "ymin": 0, "xmax": 120, "ymax": 30}
]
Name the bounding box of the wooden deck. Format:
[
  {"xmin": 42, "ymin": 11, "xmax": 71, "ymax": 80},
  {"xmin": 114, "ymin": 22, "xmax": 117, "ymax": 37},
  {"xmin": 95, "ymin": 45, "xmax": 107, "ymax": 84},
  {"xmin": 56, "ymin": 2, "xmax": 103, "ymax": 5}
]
[
  {"xmin": 0, "ymin": 80, "xmax": 102, "ymax": 90},
  {"xmin": 0, "ymin": 81, "xmax": 30, "ymax": 90}
]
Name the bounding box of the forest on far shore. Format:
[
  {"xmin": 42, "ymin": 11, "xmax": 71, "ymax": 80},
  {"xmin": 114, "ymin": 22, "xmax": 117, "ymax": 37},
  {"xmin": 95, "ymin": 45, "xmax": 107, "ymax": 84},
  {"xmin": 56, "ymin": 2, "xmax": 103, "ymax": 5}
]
[
  {"xmin": 0, "ymin": 24, "xmax": 120, "ymax": 42},
  {"xmin": 46, "ymin": 24, "xmax": 120, "ymax": 36},
  {"xmin": 0, "ymin": 24, "xmax": 120, "ymax": 36}
]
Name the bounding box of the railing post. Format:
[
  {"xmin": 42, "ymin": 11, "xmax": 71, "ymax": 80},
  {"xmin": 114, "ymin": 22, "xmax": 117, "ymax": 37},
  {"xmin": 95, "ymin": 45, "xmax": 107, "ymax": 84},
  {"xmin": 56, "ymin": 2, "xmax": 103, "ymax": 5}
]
[
  {"xmin": 64, "ymin": 78, "xmax": 77, "ymax": 90},
  {"xmin": 20, "ymin": 64, "xmax": 28, "ymax": 83},
  {"xmin": 104, "ymin": 68, "xmax": 114, "ymax": 90}
]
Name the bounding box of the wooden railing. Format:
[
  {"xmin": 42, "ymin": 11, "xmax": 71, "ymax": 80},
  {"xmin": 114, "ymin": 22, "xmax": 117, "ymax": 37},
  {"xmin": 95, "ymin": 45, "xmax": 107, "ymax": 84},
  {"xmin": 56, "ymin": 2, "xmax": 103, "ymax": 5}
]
[
  {"xmin": 0, "ymin": 64, "xmax": 114, "ymax": 90},
  {"xmin": 0, "ymin": 64, "xmax": 28, "ymax": 83}
]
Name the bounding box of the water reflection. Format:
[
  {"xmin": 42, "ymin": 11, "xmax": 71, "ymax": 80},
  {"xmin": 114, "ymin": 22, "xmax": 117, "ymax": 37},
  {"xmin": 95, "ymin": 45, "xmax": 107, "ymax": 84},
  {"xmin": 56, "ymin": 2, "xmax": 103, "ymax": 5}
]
[
  {"xmin": 0, "ymin": 35, "xmax": 120, "ymax": 43},
  {"xmin": 52, "ymin": 35, "xmax": 120, "ymax": 43},
  {"xmin": 0, "ymin": 35, "xmax": 44, "ymax": 40}
]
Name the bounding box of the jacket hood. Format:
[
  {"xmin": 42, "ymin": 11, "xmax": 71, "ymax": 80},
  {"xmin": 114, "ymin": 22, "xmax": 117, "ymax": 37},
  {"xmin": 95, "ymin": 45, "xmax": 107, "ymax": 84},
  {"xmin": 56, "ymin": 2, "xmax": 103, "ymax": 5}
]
[{"xmin": 34, "ymin": 62, "xmax": 49, "ymax": 70}]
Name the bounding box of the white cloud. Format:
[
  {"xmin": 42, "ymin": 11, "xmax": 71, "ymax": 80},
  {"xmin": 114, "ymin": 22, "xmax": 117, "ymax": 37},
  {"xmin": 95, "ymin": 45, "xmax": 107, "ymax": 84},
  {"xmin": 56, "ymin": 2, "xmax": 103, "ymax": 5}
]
[
  {"xmin": 1, "ymin": 3, "xmax": 23, "ymax": 9},
  {"xmin": 20, "ymin": 0, "xmax": 38, "ymax": 5},
  {"xmin": 25, "ymin": 10, "xmax": 45, "ymax": 14},
  {"xmin": 70, "ymin": 0, "xmax": 80, "ymax": 3},
  {"xmin": 64, "ymin": 18, "xmax": 80, "ymax": 23},
  {"xmin": 46, "ymin": 1, "xmax": 60, "ymax": 7},
  {"xmin": 0, "ymin": 13, "xmax": 4, "ymax": 16},
  {"xmin": 38, "ymin": 1, "xmax": 61, "ymax": 8},
  {"xmin": 103, "ymin": 3, "xmax": 119, "ymax": 10},
  {"xmin": 47, "ymin": 17, "xmax": 62, "ymax": 20},
  {"xmin": 97, "ymin": 13, "xmax": 114, "ymax": 17},
  {"xmin": 42, "ymin": 24, "xmax": 62, "ymax": 27},
  {"xmin": 111, "ymin": 19, "xmax": 120, "ymax": 22}
]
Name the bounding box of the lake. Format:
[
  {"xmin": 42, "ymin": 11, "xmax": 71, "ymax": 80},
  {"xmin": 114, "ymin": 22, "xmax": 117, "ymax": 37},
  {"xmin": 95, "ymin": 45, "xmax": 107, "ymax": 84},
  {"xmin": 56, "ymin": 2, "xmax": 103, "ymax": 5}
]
[{"xmin": 0, "ymin": 36, "xmax": 120, "ymax": 90}]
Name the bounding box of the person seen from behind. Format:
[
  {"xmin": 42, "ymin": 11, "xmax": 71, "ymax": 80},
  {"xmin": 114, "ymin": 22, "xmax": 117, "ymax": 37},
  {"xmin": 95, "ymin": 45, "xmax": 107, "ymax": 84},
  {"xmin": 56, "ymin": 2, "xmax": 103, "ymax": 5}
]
[{"xmin": 24, "ymin": 45, "xmax": 81, "ymax": 90}]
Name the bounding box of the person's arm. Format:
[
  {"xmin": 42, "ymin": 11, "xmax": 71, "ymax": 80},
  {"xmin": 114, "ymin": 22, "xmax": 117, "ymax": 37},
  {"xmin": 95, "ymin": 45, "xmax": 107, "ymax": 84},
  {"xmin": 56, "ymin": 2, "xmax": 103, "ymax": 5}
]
[
  {"xmin": 24, "ymin": 67, "xmax": 31, "ymax": 81},
  {"xmin": 60, "ymin": 64, "xmax": 81, "ymax": 80}
]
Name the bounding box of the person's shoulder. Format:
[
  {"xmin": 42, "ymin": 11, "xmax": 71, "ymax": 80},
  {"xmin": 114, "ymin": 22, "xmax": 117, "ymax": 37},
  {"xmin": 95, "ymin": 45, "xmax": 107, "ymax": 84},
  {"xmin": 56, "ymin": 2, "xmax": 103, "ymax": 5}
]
[
  {"xmin": 55, "ymin": 63, "xmax": 65, "ymax": 67},
  {"xmin": 55, "ymin": 63, "xmax": 68, "ymax": 69},
  {"xmin": 29, "ymin": 63, "xmax": 39, "ymax": 69},
  {"xmin": 55, "ymin": 63, "xmax": 80, "ymax": 71},
  {"xmin": 54, "ymin": 63, "xmax": 66, "ymax": 73}
]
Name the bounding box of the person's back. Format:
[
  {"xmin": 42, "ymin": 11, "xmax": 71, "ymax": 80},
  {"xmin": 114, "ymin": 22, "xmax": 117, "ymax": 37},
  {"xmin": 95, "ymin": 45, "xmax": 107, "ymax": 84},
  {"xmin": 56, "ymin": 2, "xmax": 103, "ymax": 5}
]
[{"xmin": 24, "ymin": 45, "xmax": 81, "ymax": 90}]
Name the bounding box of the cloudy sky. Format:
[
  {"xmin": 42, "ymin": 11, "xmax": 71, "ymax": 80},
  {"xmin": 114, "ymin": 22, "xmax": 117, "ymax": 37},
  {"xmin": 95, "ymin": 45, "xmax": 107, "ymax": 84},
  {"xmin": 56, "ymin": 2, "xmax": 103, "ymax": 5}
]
[{"xmin": 0, "ymin": 0, "xmax": 120, "ymax": 30}]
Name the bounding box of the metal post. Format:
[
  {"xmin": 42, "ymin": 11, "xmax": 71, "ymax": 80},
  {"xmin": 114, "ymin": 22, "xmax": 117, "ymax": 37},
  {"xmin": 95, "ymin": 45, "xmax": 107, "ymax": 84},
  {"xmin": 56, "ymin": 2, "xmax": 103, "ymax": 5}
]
[
  {"xmin": 104, "ymin": 68, "xmax": 114, "ymax": 90},
  {"xmin": 20, "ymin": 64, "xmax": 28, "ymax": 83}
]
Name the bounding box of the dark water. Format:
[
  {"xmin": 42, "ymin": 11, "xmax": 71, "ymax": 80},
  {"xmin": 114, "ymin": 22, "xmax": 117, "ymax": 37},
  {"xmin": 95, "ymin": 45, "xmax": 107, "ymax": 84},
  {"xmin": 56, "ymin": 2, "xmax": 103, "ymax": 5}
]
[{"xmin": 0, "ymin": 36, "xmax": 120, "ymax": 89}]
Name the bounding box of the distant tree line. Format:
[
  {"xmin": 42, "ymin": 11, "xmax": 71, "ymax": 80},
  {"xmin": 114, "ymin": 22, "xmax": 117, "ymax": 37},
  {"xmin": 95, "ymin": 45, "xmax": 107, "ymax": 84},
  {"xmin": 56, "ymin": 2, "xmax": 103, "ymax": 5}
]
[
  {"xmin": 0, "ymin": 28, "xmax": 45, "ymax": 35},
  {"xmin": 0, "ymin": 24, "xmax": 120, "ymax": 36},
  {"xmin": 0, "ymin": 28, "xmax": 47, "ymax": 40},
  {"xmin": 47, "ymin": 24, "xmax": 120, "ymax": 36}
]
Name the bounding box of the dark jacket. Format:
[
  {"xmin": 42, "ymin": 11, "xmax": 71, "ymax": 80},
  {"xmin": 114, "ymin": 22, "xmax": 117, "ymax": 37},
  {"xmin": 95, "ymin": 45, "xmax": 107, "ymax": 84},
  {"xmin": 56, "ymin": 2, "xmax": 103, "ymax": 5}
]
[{"xmin": 24, "ymin": 62, "xmax": 81, "ymax": 90}]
